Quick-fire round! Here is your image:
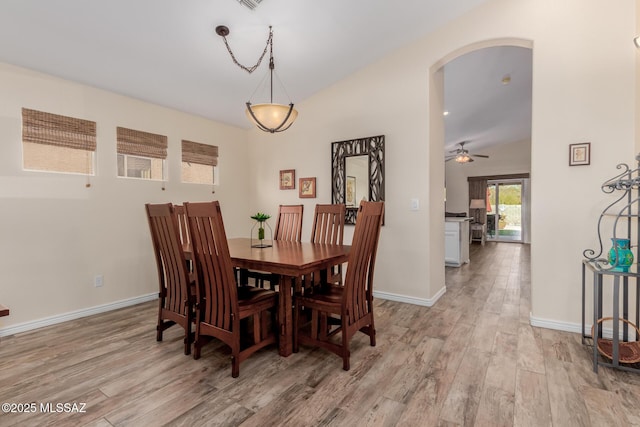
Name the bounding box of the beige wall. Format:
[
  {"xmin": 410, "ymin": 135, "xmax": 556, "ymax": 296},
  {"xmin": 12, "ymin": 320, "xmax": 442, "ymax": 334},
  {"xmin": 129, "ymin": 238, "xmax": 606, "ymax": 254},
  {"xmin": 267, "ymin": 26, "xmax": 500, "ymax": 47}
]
[
  {"xmin": 0, "ymin": 63, "xmax": 249, "ymax": 328},
  {"xmin": 637, "ymin": 0, "xmax": 640, "ymax": 154},
  {"xmin": 247, "ymin": 0, "xmax": 638, "ymax": 326},
  {"xmin": 1, "ymin": 0, "xmax": 637, "ymax": 333}
]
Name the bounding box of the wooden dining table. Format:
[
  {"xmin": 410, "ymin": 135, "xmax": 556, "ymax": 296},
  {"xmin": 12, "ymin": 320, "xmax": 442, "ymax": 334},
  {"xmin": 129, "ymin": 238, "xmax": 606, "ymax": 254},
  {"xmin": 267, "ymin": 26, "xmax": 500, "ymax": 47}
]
[{"xmin": 227, "ymin": 238, "xmax": 350, "ymax": 357}]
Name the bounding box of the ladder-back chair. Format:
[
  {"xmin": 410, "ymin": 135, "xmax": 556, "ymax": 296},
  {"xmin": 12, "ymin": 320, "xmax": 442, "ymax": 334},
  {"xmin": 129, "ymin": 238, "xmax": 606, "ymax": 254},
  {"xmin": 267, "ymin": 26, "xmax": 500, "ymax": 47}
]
[
  {"xmin": 293, "ymin": 201, "xmax": 384, "ymax": 370},
  {"xmin": 310, "ymin": 203, "xmax": 346, "ymax": 286},
  {"xmin": 145, "ymin": 203, "xmax": 195, "ymax": 355},
  {"xmin": 185, "ymin": 201, "xmax": 278, "ymax": 377}
]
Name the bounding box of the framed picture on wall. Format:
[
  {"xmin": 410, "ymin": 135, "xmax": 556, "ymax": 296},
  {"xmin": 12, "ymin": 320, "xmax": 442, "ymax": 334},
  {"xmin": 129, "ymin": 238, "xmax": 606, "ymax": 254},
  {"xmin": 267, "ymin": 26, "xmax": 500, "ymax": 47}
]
[
  {"xmin": 299, "ymin": 177, "xmax": 316, "ymax": 198},
  {"xmin": 280, "ymin": 169, "xmax": 295, "ymax": 189},
  {"xmin": 569, "ymin": 142, "xmax": 590, "ymax": 166}
]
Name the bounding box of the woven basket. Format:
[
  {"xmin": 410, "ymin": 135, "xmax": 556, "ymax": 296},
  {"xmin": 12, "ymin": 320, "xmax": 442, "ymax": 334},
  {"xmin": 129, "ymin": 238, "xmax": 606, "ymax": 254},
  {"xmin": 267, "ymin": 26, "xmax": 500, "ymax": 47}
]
[{"xmin": 591, "ymin": 317, "xmax": 640, "ymax": 364}]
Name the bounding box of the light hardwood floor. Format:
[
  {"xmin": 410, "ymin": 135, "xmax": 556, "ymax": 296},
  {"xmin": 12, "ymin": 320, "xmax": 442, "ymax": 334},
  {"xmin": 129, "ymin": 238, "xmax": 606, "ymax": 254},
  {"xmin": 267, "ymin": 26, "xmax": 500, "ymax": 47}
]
[{"xmin": 1, "ymin": 242, "xmax": 640, "ymax": 426}]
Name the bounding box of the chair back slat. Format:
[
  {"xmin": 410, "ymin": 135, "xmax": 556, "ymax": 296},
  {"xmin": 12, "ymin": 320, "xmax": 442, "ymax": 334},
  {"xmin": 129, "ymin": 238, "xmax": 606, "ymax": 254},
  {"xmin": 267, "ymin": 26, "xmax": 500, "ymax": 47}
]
[
  {"xmin": 343, "ymin": 201, "xmax": 384, "ymax": 324},
  {"xmin": 311, "ymin": 204, "xmax": 345, "ymax": 245},
  {"xmin": 146, "ymin": 203, "xmax": 191, "ymax": 315},
  {"xmin": 274, "ymin": 204, "xmax": 304, "ymax": 242},
  {"xmin": 185, "ymin": 201, "xmax": 239, "ymax": 331},
  {"xmin": 174, "ymin": 205, "xmax": 191, "ymax": 249}
]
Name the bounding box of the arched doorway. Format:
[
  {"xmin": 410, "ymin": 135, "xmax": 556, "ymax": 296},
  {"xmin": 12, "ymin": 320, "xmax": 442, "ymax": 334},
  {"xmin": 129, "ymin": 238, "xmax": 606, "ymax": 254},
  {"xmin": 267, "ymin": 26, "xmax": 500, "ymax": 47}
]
[{"xmin": 427, "ymin": 39, "xmax": 533, "ymax": 297}]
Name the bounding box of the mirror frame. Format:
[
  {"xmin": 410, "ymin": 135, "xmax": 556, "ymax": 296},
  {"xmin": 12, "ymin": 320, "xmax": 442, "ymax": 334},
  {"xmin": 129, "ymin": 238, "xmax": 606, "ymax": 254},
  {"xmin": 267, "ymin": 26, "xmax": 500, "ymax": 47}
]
[{"xmin": 331, "ymin": 135, "xmax": 385, "ymax": 224}]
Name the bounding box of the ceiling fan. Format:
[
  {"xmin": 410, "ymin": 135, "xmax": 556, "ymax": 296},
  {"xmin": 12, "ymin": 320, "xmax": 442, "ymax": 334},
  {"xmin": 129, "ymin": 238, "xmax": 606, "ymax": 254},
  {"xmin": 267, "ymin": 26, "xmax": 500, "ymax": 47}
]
[{"xmin": 445, "ymin": 141, "xmax": 490, "ymax": 163}]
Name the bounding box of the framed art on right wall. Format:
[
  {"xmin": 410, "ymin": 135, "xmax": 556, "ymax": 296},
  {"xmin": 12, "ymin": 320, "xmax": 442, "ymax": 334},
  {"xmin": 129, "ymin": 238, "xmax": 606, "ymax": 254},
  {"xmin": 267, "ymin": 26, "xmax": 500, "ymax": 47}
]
[{"xmin": 569, "ymin": 142, "xmax": 590, "ymax": 166}]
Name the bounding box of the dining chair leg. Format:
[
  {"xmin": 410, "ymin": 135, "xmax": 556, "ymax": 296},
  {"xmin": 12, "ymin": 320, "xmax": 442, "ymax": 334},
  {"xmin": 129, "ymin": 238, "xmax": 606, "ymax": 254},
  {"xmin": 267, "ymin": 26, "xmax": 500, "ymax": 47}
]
[
  {"xmin": 319, "ymin": 313, "xmax": 328, "ymax": 340},
  {"xmin": 292, "ymin": 301, "xmax": 300, "ymax": 353},
  {"xmin": 231, "ymin": 355, "xmax": 239, "ymax": 378},
  {"xmin": 310, "ymin": 310, "xmax": 319, "ymax": 340},
  {"xmin": 369, "ymin": 322, "xmax": 376, "ymax": 347},
  {"xmin": 183, "ymin": 336, "xmax": 191, "ymax": 355},
  {"xmin": 193, "ymin": 324, "xmax": 202, "ymax": 360},
  {"xmin": 156, "ymin": 299, "xmax": 164, "ymax": 341},
  {"xmin": 253, "ymin": 314, "xmax": 261, "ymax": 344},
  {"xmin": 342, "ymin": 324, "xmax": 350, "ymax": 371}
]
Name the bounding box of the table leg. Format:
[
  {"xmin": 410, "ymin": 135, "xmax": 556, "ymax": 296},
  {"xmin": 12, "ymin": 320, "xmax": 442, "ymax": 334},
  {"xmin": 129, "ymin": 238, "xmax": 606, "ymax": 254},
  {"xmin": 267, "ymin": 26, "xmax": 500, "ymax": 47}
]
[{"xmin": 275, "ymin": 274, "xmax": 293, "ymax": 357}]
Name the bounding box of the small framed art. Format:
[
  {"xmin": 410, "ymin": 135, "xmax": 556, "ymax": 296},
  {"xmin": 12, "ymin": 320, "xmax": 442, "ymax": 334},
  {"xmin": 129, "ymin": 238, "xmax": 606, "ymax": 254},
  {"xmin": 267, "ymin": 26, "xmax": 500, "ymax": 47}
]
[
  {"xmin": 299, "ymin": 177, "xmax": 316, "ymax": 198},
  {"xmin": 280, "ymin": 169, "xmax": 295, "ymax": 189},
  {"xmin": 569, "ymin": 143, "xmax": 590, "ymax": 166}
]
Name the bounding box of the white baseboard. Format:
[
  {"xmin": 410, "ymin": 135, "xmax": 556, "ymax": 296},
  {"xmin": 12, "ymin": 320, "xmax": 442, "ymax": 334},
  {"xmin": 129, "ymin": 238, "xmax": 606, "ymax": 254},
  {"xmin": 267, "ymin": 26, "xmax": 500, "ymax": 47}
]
[
  {"xmin": 529, "ymin": 313, "xmax": 632, "ymax": 339},
  {"xmin": 374, "ymin": 286, "xmax": 446, "ymax": 307},
  {"xmin": 0, "ymin": 293, "xmax": 157, "ymax": 337},
  {"xmin": 529, "ymin": 314, "xmax": 582, "ymax": 334}
]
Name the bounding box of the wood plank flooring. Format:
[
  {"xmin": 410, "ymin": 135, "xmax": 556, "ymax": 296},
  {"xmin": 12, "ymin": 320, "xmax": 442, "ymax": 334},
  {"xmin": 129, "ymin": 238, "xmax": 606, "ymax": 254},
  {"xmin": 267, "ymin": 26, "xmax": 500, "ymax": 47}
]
[{"xmin": 2, "ymin": 242, "xmax": 640, "ymax": 426}]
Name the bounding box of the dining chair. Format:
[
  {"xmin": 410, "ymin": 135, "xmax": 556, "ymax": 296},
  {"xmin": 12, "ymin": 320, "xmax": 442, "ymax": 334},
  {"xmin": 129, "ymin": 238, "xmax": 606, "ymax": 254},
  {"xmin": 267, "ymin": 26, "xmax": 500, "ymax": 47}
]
[
  {"xmin": 145, "ymin": 203, "xmax": 195, "ymax": 355},
  {"xmin": 273, "ymin": 204, "xmax": 304, "ymax": 242},
  {"xmin": 242, "ymin": 204, "xmax": 304, "ymax": 289},
  {"xmin": 293, "ymin": 201, "xmax": 384, "ymax": 370},
  {"xmin": 185, "ymin": 201, "xmax": 278, "ymax": 378},
  {"xmin": 309, "ymin": 203, "xmax": 346, "ymax": 287}
]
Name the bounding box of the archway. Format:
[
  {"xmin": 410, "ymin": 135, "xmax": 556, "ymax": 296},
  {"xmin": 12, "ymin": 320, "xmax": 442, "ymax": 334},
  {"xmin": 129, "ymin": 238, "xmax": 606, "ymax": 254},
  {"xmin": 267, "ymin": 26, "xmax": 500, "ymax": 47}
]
[{"xmin": 427, "ymin": 38, "xmax": 533, "ymax": 300}]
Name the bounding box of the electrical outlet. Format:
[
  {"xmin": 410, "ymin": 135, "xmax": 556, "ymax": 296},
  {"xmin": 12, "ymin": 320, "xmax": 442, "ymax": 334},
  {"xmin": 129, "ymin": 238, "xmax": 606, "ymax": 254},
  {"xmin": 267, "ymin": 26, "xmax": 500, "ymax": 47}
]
[{"xmin": 94, "ymin": 275, "xmax": 104, "ymax": 287}]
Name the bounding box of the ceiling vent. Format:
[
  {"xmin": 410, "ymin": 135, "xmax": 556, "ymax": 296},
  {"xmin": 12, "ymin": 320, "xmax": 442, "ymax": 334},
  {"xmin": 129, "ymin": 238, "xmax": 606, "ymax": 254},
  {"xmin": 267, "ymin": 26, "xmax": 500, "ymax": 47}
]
[{"xmin": 237, "ymin": 0, "xmax": 263, "ymax": 10}]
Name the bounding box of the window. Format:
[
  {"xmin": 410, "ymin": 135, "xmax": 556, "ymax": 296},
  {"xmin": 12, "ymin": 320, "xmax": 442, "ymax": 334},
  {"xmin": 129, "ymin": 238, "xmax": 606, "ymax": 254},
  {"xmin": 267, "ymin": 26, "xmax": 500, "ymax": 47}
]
[
  {"xmin": 116, "ymin": 127, "xmax": 167, "ymax": 180},
  {"xmin": 22, "ymin": 108, "xmax": 96, "ymax": 175},
  {"xmin": 181, "ymin": 140, "xmax": 218, "ymax": 185}
]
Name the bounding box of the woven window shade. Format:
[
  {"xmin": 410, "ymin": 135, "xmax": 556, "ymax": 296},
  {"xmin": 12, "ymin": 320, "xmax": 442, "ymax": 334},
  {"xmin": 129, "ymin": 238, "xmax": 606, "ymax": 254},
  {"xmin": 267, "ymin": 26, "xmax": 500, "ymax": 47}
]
[
  {"xmin": 22, "ymin": 108, "xmax": 96, "ymax": 151},
  {"xmin": 117, "ymin": 127, "xmax": 167, "ymax": 159},
  {"xmin": 182, "ymin": 140, "xmax": 218, "ymax": 166}
]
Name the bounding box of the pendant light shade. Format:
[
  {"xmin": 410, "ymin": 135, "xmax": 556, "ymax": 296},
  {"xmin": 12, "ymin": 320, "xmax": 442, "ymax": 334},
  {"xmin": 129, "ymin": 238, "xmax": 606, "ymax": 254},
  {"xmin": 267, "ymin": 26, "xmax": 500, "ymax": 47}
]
[{"xmin": 246, "ymin": 102, "xmax": 298, "ymax": 133}]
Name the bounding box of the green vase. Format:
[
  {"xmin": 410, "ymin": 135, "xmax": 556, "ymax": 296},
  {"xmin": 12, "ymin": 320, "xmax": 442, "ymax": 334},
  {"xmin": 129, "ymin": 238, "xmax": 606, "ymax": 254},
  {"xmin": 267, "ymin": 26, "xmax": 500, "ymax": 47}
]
[{"xmin": 608, "ymin": 238, "xmax": 634, "ymax": 272}]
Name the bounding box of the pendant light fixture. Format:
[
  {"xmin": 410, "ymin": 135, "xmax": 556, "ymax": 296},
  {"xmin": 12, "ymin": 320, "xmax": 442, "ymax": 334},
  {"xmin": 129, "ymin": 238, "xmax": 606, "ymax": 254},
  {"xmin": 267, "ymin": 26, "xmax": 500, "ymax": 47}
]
[{"xmin": 215, "ymin": 25, "xmax": 298, "ymax": 133}]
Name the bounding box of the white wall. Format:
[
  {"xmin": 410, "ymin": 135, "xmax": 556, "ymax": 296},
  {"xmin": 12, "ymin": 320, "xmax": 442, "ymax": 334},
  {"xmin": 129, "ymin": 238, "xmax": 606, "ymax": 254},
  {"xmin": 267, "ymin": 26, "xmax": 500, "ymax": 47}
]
[
  {"xmin": 247, "ymin": 0, "xmax": 638, "ymax": 327},
  {"xmin": 1, "ymin": 0, "xmax": 637, "ymax": 334},
  {"xmin": 0, "ymin": 63, "xmax": 249, "ymax": 329}
]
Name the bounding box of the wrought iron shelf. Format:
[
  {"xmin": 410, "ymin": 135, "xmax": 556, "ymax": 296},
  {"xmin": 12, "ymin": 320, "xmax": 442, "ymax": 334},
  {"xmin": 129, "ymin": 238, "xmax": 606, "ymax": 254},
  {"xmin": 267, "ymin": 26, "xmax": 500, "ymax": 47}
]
[{"xmin": 581, "ymin": 154, "xmax": 640, "ymax": 374}]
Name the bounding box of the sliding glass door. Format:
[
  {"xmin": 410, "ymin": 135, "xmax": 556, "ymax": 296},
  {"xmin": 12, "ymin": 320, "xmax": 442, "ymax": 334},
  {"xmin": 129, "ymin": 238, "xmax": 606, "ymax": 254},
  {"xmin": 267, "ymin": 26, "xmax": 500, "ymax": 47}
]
[{"xmin": 486, "ymin": 179, "xmax": 523, "ymax": 242}]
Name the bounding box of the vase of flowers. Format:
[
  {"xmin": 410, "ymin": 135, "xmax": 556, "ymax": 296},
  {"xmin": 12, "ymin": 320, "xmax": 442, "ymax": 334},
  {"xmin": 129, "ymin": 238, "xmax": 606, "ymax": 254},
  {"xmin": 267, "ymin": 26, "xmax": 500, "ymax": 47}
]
[{"xmin": 251, "ymin": 212, "xmax": 272, "ymax": 248}]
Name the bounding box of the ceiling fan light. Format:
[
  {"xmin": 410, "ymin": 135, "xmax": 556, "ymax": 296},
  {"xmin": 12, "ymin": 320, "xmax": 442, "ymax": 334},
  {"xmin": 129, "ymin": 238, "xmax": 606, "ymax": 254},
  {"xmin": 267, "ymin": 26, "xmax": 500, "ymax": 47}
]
[
  {"xmin": 246, "ymin": 103, "xmax": 298, "ymax": 133},
  {"xmin": 454, "ymin": 153, "xmax": 471, "ymax": 163}
]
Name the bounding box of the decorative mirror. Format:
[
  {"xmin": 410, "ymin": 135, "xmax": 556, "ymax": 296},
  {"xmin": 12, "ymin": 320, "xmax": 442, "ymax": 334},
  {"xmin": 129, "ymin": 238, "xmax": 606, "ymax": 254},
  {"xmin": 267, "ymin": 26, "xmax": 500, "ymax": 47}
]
[{"xmin": 331, "ymin": 135, "xmax": 385, "ymax": 224}]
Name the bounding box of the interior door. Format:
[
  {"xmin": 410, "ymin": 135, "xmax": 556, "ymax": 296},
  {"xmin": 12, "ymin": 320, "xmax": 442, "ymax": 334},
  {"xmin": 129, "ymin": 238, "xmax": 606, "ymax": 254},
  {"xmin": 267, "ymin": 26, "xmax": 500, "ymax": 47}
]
[{"xmin": 486, "ymin": 180, "xmax": 523, "ymax": 242}]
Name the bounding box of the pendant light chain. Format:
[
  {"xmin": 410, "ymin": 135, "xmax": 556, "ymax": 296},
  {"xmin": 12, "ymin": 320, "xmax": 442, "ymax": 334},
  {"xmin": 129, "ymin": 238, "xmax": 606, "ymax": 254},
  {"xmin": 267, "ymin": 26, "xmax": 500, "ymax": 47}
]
[
  {"xmin": 220, "ymin": 26, "xmax": 273, "ymax": 74},
  {"xmin": 215, "ymin": 24, "xmax": 298, "ymax": 132}
]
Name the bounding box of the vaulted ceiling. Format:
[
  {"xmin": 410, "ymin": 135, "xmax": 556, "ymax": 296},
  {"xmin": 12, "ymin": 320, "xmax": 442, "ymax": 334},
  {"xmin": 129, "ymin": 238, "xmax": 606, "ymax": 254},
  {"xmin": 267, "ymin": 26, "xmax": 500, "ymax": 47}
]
[{"xmin": 0, "ymin": 0, "xmax": 531, "ymax": 151}]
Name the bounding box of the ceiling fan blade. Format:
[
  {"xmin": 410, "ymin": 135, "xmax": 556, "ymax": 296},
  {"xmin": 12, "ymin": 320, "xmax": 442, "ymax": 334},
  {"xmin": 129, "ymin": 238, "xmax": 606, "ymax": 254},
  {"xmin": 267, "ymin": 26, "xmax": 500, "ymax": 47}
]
[
  {"xmin": 471, "ymin": 154, "xmax": 489, "ymax": 158},
  {"xmin": 445, "ymin": 157, "xmax": 455, "ymax": 162}
]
